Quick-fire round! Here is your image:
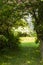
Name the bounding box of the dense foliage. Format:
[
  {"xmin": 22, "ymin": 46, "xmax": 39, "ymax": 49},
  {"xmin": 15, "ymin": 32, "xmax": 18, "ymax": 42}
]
[{"xmin": 0, "ymin": 0, "xmax": 43, "ymax": 58}]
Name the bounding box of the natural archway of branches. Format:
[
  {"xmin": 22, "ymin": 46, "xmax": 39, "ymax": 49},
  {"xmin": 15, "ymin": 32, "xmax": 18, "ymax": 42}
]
[{"xmin": 0, "ymin": 0, "xmax": 43, "ymax": 61}]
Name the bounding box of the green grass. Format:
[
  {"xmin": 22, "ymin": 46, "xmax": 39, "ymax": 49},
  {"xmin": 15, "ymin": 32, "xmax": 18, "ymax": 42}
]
[
  {"xmin": 20, "ymin": 42, "xmax": 39, "ymax": 48},
  {"xmin": 0, "ymin": 38, "xmax": 41, "ymax": 65}
]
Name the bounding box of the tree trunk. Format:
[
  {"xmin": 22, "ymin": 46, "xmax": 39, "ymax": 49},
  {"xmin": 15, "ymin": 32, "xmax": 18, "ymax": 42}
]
[{"xmin": 40, "ymin": 40, "xmax": 43, "ymax": 62}]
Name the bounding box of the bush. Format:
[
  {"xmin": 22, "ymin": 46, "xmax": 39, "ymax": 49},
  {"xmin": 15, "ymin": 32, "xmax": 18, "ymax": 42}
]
[
  {"xmin": 0, "ymin": 28, "xmax": 20, "ymax": 50},
  {"xmin": 0, "ymin": 35, "xmax": 8, "ymax": 49},
  {"xmin": 7, "ymin": 28, "xmax": 20, "ymax": 49}
]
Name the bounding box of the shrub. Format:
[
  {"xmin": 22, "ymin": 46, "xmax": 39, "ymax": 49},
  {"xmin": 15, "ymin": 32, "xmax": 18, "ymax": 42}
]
[
  {"xmin": 0, "ymin": 35, "xmax": 8, "ymax": 49},
  {"xmin": 7, "ymin": 28, "xmax": 20, "ymax": 49},
  {"xmin": 0, "ymin": 27, "xmax": 20, "ymax": 50}
]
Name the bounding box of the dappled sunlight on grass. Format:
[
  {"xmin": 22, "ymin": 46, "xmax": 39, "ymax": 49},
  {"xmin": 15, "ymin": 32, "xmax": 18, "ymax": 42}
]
[
  {"xmin": 40, "ymin": 60, "xmax": 43, "ymax": 65},
  {"xmin": 20, "ymin": 37, "xmax": 36, "ymax": 43},
  {"xmin": 1, "ymin": 63, "xmax": 11, "ymax": 65},
  {"xmin": 0, "ymin": 37, "xmax": 41, "ymax": 65},
  {"xmin": 0, "ymin": 45, "xmax": 40, "ymax": 65},
  {"xmin": 3, "ymin": 55, "xmax": 13, "ymax": 59},
  {"xmin": 27, "ymin": 60, "xmax": 31, "ymax": 64}
]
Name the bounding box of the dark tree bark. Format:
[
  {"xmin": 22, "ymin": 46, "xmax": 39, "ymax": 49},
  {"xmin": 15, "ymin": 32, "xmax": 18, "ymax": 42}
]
[{"xmin": 32, "ymin": 1, "xmax": 43, "ymax": 61}]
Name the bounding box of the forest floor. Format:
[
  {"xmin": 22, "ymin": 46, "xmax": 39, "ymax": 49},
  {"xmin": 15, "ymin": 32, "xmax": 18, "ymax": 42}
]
[{"xmin": 0, "ymin": 37, "xmax": 41, "ymax": 65}]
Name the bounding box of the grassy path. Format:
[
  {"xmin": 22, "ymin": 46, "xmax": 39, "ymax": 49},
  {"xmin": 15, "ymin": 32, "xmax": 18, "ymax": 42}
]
[{"xmin": 0, "ymin": 37, "xmax": 41, "ymax": 65}]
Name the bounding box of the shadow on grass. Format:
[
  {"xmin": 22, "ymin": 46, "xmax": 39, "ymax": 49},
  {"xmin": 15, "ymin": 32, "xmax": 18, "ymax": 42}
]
[{"xmin": 0, "ymin": 42, "xmax": 41, "ymax": 65}]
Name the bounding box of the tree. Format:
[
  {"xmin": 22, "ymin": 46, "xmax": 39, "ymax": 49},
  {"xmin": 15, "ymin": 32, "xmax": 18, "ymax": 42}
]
[
  {"xmin": 0, "ymin": 0, "xmax": 29, "ymax": 49},
  {"xmin": 24, "ymin": 0, "xmax": 43, "ymax": 61},
  {"xmin": 0, "ymin": 0, "xmax": 43, "ymax": 61}
]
